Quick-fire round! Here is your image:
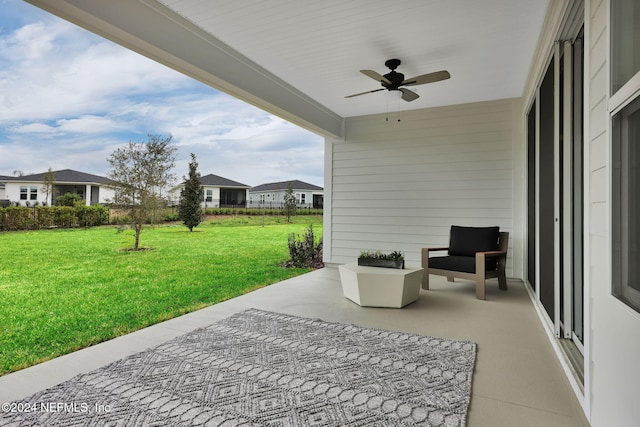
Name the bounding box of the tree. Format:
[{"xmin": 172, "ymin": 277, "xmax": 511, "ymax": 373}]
[
  {"xmin": 41, "ymin": 168, "xmax": 56, "ymax": 206},
  {"xmin": 107, "ymin": 134, "xmax": 177, "ymax": 250},
  {"xmin": 283, "ymin": 182, "xmax": 297, "ymax": 223},
  {"xmin": 178, "ymin": 153, "xmax": 204, "ymax": 231}
]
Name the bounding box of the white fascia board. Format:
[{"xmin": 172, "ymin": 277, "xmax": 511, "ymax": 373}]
[{"xmin": 26, "ymin": 0, "xmax": 344, "ymax": 140}]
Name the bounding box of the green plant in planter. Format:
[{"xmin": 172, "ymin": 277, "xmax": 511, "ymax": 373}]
[
  {"xmin": 359, "ymin": 250, "xmax": 404, "ymax": 260},
  {"xmin": 358, "ymin": 250, "xmax": 405, "ymax": 269}
]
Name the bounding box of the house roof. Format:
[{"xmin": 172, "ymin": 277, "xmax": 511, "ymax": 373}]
[
  {"xmin": 200, "ymin": 174, "xmax": 250, "ymax": 188},
  {"xmin": 31, "ymin": 0, "xmax": 550, "ymax": 139},
  {"xmin": 251, "ymin": 180, "xmax": 323, "ymax": 192},
  {"xmin": 0, "ymin": 169, "xmax": 111, "ymax": 185}
]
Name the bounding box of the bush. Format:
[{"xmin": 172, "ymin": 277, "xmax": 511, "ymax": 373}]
[
  {"xmin": 75, "ymin": 205, "xmax": 110, "ymax": 227},
  {"xmin": 202, "ymin": 207, "xmax": 323, "ymax": 217},
  {"xmin": 35, "ymin": 206, "xmax": 55, "ymax": 228},
  {"xmin": 0, "ymin": 206, "xmax": 36, "ymax": 231},
  {"xmin": 0, "ymin": 205, "xmax": 109, "ymax": 231},
  {"xmin": 164, "ymin": 213, "xmax": 180, "ymax": 222},
  {"xmin": 56, "ymin": 193, "xmax": 83, "ymax": 207},
  {"xmin": 53, "ymin": 206, "xmax": 76, "ymax": 228},
  {"xmin": 285, "ymin": 224, "xmax": 324, "ymax": 269}
]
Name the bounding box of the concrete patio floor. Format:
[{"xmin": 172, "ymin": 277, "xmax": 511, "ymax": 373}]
[{"xmin": 0, "ymin": 266, "xmax": 589, "ymax": 426}]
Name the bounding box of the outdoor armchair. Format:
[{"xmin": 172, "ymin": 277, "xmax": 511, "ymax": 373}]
[{"xmin": 421, "ymin": 226, "xmax": 509, "ymax": 300}]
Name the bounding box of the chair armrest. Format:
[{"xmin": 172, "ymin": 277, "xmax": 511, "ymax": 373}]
[
  {"xmin": 422, "ymin": 247, "xmax": 449, "ymax": 252},
  {"xmin": 478, "ymin": 250, "xmax": 507, "ymax": 258}
]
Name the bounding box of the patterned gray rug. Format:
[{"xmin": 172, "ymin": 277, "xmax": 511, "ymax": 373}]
[{"xmin": 1, "ymin": 309, "xmax": 476, "ymax": 426}]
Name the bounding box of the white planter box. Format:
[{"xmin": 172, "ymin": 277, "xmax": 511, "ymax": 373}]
[{"xmin": 338, "ymin": 262, "xmax": 423, "ymax": 308}]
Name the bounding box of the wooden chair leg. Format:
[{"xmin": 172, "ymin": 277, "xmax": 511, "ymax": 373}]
[
  {"xmin": 498, "ymin": 269, "xmax": 508, "ymax": 291},
  {"xmin": 421, "ymin": 248, "xmax": 430, "ymax": 290},
  {"xmin": 475, "ymin": 277, "xmax": 486, "ymax": 300},
  {"xmin": 422, "ymin": 272, "xmax": 430, "ymax": 290},
  {"xmin": 476, "ymin": 253, "xmax": 486, "ymax": 300}
]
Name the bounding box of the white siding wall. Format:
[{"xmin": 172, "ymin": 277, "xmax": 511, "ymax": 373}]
[
  {"xmin": 99, "ymin": 186, "xmax": 115, "ymax": 204},
  {"xmin": 4, "ymin": 182, "xmax": 115, "ymax": 206},
  {"xmin": 248, "ymin": 190, "xmax": 319, "ymax": 208},
  {"xmin": 4, "ymin": 182, "xmax": 48, "ymax": 206},
  {"xmin": 203, "ymin": 186, "xmax": 221, "ymax": 208},
  {"xmin": 588, "ymin": 0, "xmax": 640, "ymax": 425},
  {"xmin": 328, "ymin": 99, "xmax": 517, "ymax": 274}
]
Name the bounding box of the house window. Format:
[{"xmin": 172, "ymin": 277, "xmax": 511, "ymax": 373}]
[
  {"xmin": 206, "ymin": 189, "xmax": 213, "ymax": 202},
  {"xmin": 300, "ymin": 193, "xmax": 306, "ymax": 205},
  {"xmin": 20, "ymin": 186, "xmax": 27, "ymax": 200},
  {"xmin": 30, "ymin": 186, "xmax": 38, "ymax": 200},
  {"xmin": 611, "ymin": 0, "xmax": 640, "ymax": 94},
  {"xmin": 611, "ymin": 0, "xmax": 640, "ymax": 313},
  {"xmin": 612, "ymin": 96, "xmax": 640, "ymax": 313}
]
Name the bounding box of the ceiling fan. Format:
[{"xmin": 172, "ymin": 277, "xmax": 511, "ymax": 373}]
[{"xmin": 345, "ymin": 58, "xmax": 450, "ymax": 102}]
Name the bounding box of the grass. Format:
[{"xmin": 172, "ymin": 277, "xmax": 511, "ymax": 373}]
[{"xmin": 0, "ymin": 215, "xmax": 323, "ymax": 376}]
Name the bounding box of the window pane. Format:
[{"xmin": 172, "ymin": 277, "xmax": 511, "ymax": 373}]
[
  {"xmin": 20, "ymin": 186, "xmax": 27, "ymax": 200},
  {"xmin": 612, "ymin": 95, "xmax": 640, "ymax": 312},
  {"xmin": 627, "ymin": 105, "xmax": 640, "ymax": 292},
  {"xmin": 611, "ymin": 0, "xmax": 640, "ymax": 93}
]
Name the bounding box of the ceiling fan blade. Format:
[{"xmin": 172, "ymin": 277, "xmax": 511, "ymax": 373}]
[
  {"xmin": 402, "ymin": 70, "xmax": 450, "ymax": 86},
  {"xmin": 360, "ymin": 70, "xmax": 392, "ymax": 85},
  {"xmin": 345, "ymin": 88, "xmax": 385, "ymax": 98},
  {"xmin": 399, "ymin": 88, "xmax": 419, "ymax": 102}
]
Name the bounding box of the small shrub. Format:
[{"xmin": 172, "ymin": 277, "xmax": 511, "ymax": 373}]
[
  {"xmin": 285, "ymin": 224, "xmax": 323, "ymax": 269},
  {"xmin": 56, "ymin": 193, "xmax": 83, "ymax": 207}
]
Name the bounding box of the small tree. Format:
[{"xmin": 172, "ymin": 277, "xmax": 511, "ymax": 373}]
[
  {"xmin": 41, "ymin": 168, "xmax": 55, "ymax": 206},
  {"xmin": 283, "ymin": 182, "xmax": 297, "ymax": 223},
  {"xmin": 107, "ymin": 134, "xmax": 177, "ymax": 250},
  {"xmin": 178, "ymin": 153, "xmax": 204, "ymax": 231}
]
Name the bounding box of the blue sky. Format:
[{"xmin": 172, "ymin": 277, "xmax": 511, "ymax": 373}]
[{"xmin": 0, "ymin": 0, "xmax": 324, "ymax": 187}]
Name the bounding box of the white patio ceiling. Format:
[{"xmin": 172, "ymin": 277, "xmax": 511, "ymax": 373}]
[{"xmin": 27, "ymin": 0, "xmax": 550, "ymax": 137}]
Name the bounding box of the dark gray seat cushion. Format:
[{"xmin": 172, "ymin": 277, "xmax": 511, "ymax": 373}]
[
  {"xmin": 429, "ymin": 256, "xmax": 498, "ymax": 274},
  {"xmin": 448, "ymin": 226, "xmax": 499, "ymax": 256}
]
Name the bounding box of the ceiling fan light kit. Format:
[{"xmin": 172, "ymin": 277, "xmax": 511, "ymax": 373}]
[{"xmin": 345, "ymin": 58, "xmax": 450, "ymax": 103}]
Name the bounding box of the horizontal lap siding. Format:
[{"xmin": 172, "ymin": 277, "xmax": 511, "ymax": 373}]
[{"xmin": 330, "ymin": 99, "xmax": 516, "ymax": 274}]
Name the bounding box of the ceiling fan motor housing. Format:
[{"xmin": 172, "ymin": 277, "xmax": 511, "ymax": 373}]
[
  {"xmin": 383, "ymin": 59, "xmax": 404, "ymax": 89},
  {"xmin": 382, "ymin": 71, "xmax": 405, "ymax": 89}
]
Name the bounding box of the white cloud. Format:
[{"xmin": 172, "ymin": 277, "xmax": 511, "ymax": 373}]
[
  {"xmin": 10, "ymin": 122, "xmax": 55, "ymax": 134},
  {"xmin": 0, "ymin": 1, "xmax": 325, "ymax": 188}
]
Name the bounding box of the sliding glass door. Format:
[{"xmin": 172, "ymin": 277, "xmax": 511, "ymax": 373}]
[{"xmin": 526, "ymin": 27, "xmax": 584, "ymax": 351}]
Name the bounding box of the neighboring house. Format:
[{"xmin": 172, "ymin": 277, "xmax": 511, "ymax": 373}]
[
  {"xmin": 168, "ymin": 173, "xmax": 250, "ymax": 208},
  {"xmin": 0, "ymin": 169, "xmax": 115, "ymax": 206},
  {"xmin": 248, "ymin": 180, "xmax": 323, "ymax": 209},
  {"xmin": 0, "ymin": 175, "xmax": 9, "ymax": 202}
]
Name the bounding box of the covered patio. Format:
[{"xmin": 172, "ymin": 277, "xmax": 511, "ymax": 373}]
[
  {"xmin": 0, "ymin": 269, "xmax": 588, "ymax": 426},
  {"xmin": 13, "ymin": 0, "xmax": 640, "ymax": 424}
]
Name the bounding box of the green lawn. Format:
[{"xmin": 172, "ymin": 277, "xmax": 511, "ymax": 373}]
[{"xmin": 0, "ymin": 215, "xmax": 323, "ymax": 376}]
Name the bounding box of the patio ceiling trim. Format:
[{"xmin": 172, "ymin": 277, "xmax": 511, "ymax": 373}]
[{"xmin": 26, "ymin": 0, "xmax": 345, "ymax": 140}]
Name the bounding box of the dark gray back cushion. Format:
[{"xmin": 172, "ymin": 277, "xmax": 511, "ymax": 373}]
[{"xmin": 448, "ymin": 226, "xmax": 499, "ymax": 257}]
